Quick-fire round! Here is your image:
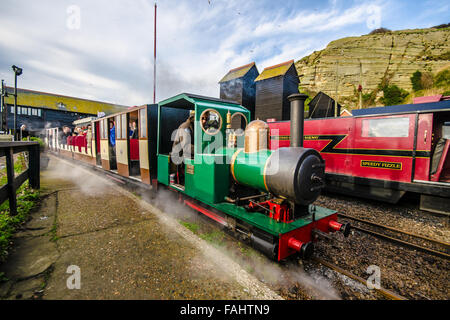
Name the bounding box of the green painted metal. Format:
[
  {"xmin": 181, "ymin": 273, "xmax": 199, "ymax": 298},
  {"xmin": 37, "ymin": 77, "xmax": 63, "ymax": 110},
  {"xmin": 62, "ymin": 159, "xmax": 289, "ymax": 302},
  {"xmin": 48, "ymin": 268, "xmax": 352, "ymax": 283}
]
[
  {"xmin": 210, "ymin": 201, "xmax": 336, "ymax": 236},
  {"xmin": 184, "ymin": 154, "xmax": 230, "ymax": 203},
  {"xmin": 157, "ymin": 154, "xmax": 170, "ymax": 185},
  {"xmin": 232, "ymin": 149, "xmax": 272, "ymax": 192},
  {"xmin": 194, "ymin": 101, "xmax": 250, "ymax": 157}
]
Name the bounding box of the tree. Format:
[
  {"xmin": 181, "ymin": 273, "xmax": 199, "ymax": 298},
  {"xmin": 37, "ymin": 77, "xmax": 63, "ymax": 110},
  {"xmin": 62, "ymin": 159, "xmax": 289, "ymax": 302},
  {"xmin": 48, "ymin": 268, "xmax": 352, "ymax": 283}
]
[
  {"xmin": 381, "ymin": 85, "xmax": 409, "ymax": 106},
  {"xmin": 410, "ymin": 71, "xmax": 422, "ymax": 91}
]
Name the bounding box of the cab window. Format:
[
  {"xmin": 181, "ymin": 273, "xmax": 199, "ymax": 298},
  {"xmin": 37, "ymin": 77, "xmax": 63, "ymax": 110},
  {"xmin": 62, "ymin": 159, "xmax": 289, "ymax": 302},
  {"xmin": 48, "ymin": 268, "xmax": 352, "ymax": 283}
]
[{"xmin": 362, "ymin": 117, "xmax": 410, "ymax": 137}]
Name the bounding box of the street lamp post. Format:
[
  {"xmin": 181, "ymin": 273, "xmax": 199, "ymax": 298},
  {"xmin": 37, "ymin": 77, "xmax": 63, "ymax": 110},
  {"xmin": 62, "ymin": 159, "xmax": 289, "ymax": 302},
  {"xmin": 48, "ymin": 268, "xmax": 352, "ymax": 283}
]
[
  {"xmin": 12, "ymin": 65, "xmax": 22, "ymax": 141},
  {"xmin": 0, "ymin": 80, "xmax": 7, "ymax": 132}
]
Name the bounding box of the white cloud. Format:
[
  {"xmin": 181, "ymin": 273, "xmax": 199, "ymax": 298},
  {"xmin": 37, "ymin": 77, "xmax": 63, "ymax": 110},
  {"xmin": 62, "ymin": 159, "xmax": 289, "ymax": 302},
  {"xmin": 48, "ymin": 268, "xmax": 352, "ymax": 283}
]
[{"xmin": 0, "ymin": 0, "xmax": 433, "ymax": 107}]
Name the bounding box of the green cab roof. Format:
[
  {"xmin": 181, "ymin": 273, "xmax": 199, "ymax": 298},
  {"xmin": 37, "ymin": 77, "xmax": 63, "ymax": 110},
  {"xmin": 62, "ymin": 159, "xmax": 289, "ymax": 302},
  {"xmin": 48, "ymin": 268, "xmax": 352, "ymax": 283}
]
[{"xmin": 158, "ymin": 93, "xmax": 249, "ymax": 113}]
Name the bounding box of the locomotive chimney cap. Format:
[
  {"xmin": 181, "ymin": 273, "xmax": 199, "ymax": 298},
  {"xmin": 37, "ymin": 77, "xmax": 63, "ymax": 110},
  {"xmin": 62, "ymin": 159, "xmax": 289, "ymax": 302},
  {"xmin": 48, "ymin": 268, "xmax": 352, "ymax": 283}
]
[{"xmin": 287, "ymin": 93, "xmax": 308, "ymax": 102}]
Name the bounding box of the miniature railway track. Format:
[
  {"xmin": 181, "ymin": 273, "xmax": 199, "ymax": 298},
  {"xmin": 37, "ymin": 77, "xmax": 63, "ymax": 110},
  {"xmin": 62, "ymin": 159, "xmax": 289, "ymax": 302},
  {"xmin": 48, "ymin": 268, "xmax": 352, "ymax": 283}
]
[
  {"xmin": 338, "ymin": 213, "xmax": 450, "ymax": 260},
  {"xmin": 313, "ymin": 257, "xmax": 407, "ymax": 300}
]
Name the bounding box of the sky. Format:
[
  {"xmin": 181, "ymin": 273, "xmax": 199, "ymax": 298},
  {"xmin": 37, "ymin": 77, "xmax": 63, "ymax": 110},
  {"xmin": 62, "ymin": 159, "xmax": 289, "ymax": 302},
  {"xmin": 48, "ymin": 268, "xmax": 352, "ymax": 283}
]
[{"xmin": 0, "ymin": 0, "xmax": 448, "ymax": 106}]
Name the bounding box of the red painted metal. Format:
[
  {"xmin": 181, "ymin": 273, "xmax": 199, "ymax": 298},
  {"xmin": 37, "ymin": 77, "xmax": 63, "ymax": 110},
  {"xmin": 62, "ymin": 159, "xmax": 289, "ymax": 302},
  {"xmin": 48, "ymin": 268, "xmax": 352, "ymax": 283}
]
[
  {"xmin": 248, "ymin": 199, "xmax": 291, "ymax": 223},
  {"xmin": 268, "ymin": 113, "xmax": 434, "ymax": 183},
  {"xmin": 278, "ymin": 213, "xmax": 338, "ymax": 260},
  {"xmin": 413, "ymin": 95, "xmax": 442, "ymax": 104},
  {"xmin": 329, "ymin": 220, "xmax": 343, "ymax": 232},
  {"xmin": 184, "ymin": 199, "xmax": 228, "ymax": 227},
  {"xmin": 287, "ymin": 237, "xmax": 304, "ymax": 251},
  {"xmin": 415, "ymin": 113, "xmax": 433, "ymax": 180}
]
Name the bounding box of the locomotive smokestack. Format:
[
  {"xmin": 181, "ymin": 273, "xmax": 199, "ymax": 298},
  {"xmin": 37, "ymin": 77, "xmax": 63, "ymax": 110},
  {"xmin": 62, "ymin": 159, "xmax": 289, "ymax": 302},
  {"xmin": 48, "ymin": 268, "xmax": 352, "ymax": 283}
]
[{"xmin": 287, "ymin": 93, "xmax": 308, "ymax": 148}]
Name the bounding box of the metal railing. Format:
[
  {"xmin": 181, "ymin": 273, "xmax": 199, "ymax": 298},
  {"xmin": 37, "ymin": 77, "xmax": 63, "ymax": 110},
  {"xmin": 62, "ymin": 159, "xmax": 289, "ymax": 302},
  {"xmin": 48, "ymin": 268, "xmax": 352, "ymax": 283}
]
[{"xmin": 0, "ymin": 142, "xmax": 40, "ymax": 215}]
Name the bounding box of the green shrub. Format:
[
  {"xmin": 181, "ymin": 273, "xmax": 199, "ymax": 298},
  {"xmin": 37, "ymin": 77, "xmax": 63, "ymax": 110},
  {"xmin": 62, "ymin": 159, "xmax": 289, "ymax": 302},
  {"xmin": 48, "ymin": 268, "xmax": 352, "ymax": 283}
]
[
  {"xmin": 434, "ymin": 69, "xmax": 450, "ymax": 87},
  {"xmin": 0, "ymin": 182, "xmax": 39, "ymax": 263},
  {"xmin": 381, "ymin": 85, "xmax": 409, "ymax": 106},
  {"xmin": 22, "ymin": 136, "xmax": 45, "ymax": 151},
  {"xmin": 410, "ymin": 71, "xmax": 423, "ymax": 91}
]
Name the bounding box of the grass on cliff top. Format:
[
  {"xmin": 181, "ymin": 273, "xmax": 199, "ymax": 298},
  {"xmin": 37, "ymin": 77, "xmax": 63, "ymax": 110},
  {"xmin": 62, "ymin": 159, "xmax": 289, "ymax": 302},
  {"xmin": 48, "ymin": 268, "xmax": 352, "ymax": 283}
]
[{"xmin": 0, "ymin": 153, "xmax": 40, "ymax": 264}]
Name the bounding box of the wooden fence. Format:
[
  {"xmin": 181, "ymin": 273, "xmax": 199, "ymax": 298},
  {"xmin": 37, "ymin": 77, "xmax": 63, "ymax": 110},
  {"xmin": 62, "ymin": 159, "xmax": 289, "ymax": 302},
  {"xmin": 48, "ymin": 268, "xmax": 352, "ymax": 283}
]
[{"xmin": 0, "ymin": 142, "xmax": 40, "ymax": 215}]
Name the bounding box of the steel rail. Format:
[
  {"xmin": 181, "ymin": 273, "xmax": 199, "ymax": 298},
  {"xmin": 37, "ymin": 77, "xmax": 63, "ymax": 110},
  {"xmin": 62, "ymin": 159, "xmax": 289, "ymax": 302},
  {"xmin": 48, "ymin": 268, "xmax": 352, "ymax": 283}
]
[
  {"xmin": 348, "ymin": 224, "xmax": 450, "ymax": 260},
  {"xmin": 338, "ymin": 213, "xmax": 450, "ymax": 249},
  {"xmin": 313, "ymin": 257, "xmax": 408, "ymax": 300}
]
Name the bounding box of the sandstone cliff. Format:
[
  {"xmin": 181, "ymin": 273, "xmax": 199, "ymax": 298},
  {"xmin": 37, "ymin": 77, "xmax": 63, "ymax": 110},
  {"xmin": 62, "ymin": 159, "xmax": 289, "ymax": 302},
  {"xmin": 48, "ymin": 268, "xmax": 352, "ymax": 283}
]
[{"xmin": 295, "ymin": 27, "xmax": 450, "ymax": 109}]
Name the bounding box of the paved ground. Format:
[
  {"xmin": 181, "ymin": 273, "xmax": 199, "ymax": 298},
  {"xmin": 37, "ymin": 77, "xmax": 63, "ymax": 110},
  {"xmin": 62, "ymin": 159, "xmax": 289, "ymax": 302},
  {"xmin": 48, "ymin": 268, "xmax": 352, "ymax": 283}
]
[{"xmin": 0, "ymin": 155, "xmax": 281, "ymax": 300}]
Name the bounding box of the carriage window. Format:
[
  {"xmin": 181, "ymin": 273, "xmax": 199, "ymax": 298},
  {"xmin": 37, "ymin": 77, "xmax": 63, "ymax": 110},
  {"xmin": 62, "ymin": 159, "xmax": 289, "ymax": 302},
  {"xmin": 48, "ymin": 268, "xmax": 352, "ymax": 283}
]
[
  {"xmin": 231, "ymin": 112, "xmax": 247, "ymax": 136},
  {"xmin": 121, "ymin": 114, "xmax": 127, "ymax": 139},
  {"xmin": 201, "ymin": 109, "xmax": 222, "ymax": 135},
  {"xmin": 140, "ymin": 108, "xmax": 147, "ymax": 138},
  {"xmin": 102, "ymin": 121, "xmax": 106, "ymax": 139},
  {"xmin": 362, "ymin": 117, "xmax": 410, "ymax": 137},
  {"xmin": 116, "ymin": 115, "xmax": 122, "ymax": 139}
]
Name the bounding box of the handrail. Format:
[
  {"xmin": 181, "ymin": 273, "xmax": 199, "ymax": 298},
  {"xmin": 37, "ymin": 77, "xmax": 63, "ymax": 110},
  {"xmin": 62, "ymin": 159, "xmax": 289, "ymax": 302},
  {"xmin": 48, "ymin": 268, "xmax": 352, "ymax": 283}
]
[{"xmin": 0, "ymin": 141, "xmax": 40, "ymax": 215}]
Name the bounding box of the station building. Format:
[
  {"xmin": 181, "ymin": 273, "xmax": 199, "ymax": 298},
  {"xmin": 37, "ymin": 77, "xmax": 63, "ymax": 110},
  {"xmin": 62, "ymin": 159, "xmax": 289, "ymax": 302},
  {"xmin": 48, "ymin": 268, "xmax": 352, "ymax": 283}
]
[{"xmin": 1, "ymin": 87, "xmax": 128, "ymax": 135}]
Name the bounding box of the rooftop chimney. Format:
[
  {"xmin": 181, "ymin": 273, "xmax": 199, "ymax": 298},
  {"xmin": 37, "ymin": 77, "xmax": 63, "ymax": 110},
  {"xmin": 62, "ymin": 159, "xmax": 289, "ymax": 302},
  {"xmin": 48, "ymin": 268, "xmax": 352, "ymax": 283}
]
[{"xmin": 287, "ymin": 93, "xmax": 308, "ymax": 148}]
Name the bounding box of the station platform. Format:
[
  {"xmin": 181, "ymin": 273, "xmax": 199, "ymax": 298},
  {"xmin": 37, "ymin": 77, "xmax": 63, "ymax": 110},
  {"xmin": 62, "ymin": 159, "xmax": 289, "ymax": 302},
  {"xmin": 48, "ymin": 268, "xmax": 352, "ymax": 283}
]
[{"xmin": 0, "ymin": 154, "xmax": 280, "ymax": 300}]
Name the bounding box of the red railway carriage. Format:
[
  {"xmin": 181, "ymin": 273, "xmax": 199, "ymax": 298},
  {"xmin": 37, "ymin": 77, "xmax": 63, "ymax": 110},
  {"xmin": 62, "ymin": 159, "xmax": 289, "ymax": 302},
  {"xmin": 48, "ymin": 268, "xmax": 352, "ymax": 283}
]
[{"xmin": 268, "ymin": 100, "xmax": 450, "ymax": 215}]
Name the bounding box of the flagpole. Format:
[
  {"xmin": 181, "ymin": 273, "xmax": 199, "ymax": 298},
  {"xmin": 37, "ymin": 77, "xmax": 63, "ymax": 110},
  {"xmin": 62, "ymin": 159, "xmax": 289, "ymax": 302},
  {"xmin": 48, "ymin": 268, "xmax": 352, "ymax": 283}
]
[{"xmin": 153, "ymin": 2, "xmax": 157, "ymax": 104}]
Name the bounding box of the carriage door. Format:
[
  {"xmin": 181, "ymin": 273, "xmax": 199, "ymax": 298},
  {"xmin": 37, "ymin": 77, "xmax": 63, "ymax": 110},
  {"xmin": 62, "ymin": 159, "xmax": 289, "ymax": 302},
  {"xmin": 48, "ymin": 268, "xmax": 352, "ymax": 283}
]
[
  {"xmin": 414, "ymin": 113, "xmax": 433, "ymax": 181},
  {"xmin": 355, "ymin": 114, "xmax": 415, "ymax": 183},
  {"xmin": 139, "ymin": 108, "xmax": 150, "ymax": 184},
  {"xmin": 128, "ymin": 110, "xmax": 141, "ymax": 178},
  {"xmin": 94, "ymin": 121, "xmax": 101, "ymax": 165},
  {"xmin": 100, "ymin": 118, "xmax": 111, "ymax": 170},
  {"xmin": 116, "ymin": 113, "xmax": 129, "ymax": 177}
]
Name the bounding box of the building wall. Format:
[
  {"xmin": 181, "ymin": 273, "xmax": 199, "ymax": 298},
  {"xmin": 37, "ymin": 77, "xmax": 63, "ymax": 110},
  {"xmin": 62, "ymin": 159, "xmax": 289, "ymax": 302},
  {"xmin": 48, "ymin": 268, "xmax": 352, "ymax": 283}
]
[
  {"xmin": 282, "ymin": 65, "xmax": 300, "ymax": 120},
  {"xmin": 255, "ymin": 77, "xmax": 284, "ymax": 121},
  {"xmin": 242, "ymin": 66, "xmax": 258, "ymax": 119},
  {"xmin": 220, "ymin": 79, "xmax": 244, "ymax": 105},
  {"xmin": 2, "ymin": 103, "xmax": 94, "ymax": 134}
]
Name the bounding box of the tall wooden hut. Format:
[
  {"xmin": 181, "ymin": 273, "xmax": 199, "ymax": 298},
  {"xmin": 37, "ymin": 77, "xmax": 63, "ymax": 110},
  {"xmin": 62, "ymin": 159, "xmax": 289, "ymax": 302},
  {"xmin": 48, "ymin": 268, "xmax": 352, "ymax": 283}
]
[
  {"xmin": 254, "ymin": 60, "xmax": 299, "ymax": 121},
  {"xmin": 219, "ymin": 62, "xmax": 259, "ymax": 119},
  {"xmin": 308, "ymin": 91, "xmax": 341, "ymax": 118}
]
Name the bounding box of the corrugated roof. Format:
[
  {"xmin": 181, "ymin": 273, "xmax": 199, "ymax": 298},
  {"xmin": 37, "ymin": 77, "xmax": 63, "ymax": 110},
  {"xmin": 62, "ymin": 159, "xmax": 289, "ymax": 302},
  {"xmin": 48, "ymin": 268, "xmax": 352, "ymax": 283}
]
[
  {"xmin": 218, "ymin": 62, "xmax": 256, "ymax": 83},
  {"xmin": 4, "ymin": 87, "xmax": 128, "ymax": 115},
  {"xmin": 352, "ymin": 100, "xmax": 450, "ymax": 117},
  {"xmin": 254, "ymin": 60, "xmax": 294, "ymax": 82}
]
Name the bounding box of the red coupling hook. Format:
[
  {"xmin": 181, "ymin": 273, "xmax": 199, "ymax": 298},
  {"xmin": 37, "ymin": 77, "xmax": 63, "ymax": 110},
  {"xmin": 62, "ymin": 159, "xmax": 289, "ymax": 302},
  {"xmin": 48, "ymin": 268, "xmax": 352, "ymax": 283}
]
[{"xmin": 329, "ymin": 220, "xmax": 351, "ymax": 237}]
